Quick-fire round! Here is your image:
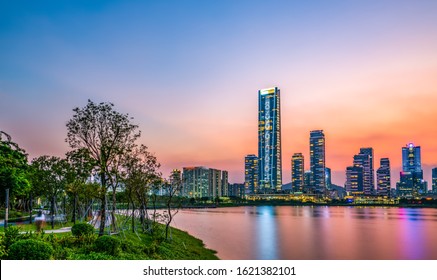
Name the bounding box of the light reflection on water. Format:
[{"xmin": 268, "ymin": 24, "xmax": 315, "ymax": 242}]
[{"xmin": 172, "ymin": 206, "xmax": 437, "ymax": 260}]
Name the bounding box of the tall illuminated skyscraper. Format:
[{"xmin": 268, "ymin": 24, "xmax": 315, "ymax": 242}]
[
  {"xmin": 244, "ymin": 154, "xmax": 258, "ymax": 194},
  {"xmin": 310, "ymin": 130, "xmax": 326, "ymax": 195},
  {"xmin": 397, "ymin": 143, "xmax": 426, "ymax": 197},
  {"xmin": 376, "ymin": 158, "xmax": 391, "ymax": 196},
  {"xmin": 258, "ymin": 87, "xmax": 282, "ymax": 192},
  {"xmin": 360, "ymin": 148, "xmax": 375, "ymax": 192},
  {"xmin": 291, "ymin": 153, "xmax": 304, "ymax": 193}
]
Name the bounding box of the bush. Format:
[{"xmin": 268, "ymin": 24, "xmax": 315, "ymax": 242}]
[
  {"xmin": 4, "ymin": 226, "xmax": 21, "ymax": 249},
  {"xmin": 71, "ymin": 222, "xmax": 95, "ymax": 237},
  {"xmin": 94, "ymin": 235, "xmax": 121, "ymax": 256},
  {"xmin": 0, "ymin": 232, "xmax": 7, "ymax": 259},
  {"xmin": 8, "ymin": 239, "xmax": 53, "ymax": 260}
]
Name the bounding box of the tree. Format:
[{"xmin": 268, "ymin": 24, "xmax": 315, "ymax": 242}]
[
  {"xmin": 65, "ymin": 148, "xmax": 96, "ymax": 224},
  {"xmin": 122, "ymin": 144, "xmax": 161, "ymax": 233},
  {"xmin": 66, "ymin": 100, "xmax": 140, "ymax": 236},
  {"xmin": 162, "ymin": 170, "xmax": 182, "ymax": 240},
  {"xmin": 30, "ymin": 156, "xmax": 69, "ymax": 229},
  {"xmin": 0, "ymin": 131, "xmax": 31, "ymax": 210}
]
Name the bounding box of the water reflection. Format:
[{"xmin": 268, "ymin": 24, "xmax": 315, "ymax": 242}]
[{"xmin": 173, "ymin": 206, "xmax": 437, "ymax": 260}]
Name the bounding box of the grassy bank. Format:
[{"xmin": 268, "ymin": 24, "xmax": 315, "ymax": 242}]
[{"xmin": 0, "ymin": 223, "xmax": 218, "ymax": 260}]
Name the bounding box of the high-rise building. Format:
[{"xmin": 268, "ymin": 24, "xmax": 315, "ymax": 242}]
[
  {"xmin": 304, "ymin": 170, "xmax": 313, "ymax": 193},
  {"xmin": 432, "ymin": 168, "xmax": 437, "ymax": 194},
  {"xmin": 183, "ymin": 167, "xmax": 210, "ymax": 198},
  {"xmin": 221, "ymin": 171, "xmax": 229, "ymax": 197},
  {"xmin": 325, "ymin": 167, "xmax": 332, "ymax": 189},
  {"xmin": 183, "ymin": 166, "xmax": 229, "ymax": 198},
  {"xmin": 376, "ymin": 158, "xmax": 391, "ymax": 196},
  {"xmin": 244, "ymin": 154, "xmax": 258, "ymax": 194},
  {"xmin": 353, "ymin": 151, "xmax": 372, "ymax": 195},
  {"xmin": 209, "ymin": 168, "xmax": 222, "ymax": 198},
  {"xmin": 397, "ymin": 143, "xmax": 427, "ymax": 197},
  {"xmin": 310, "ymin": 130, "xmax": 326, "ymax": 195},
  {"xmin": 345, "ymin": 166, "xmax": 364, "ymax": 195},
  {"xmin": 258, "ymin": 87, "xmax": 282, "ymax": 192},
  {"xmin": 291, "ymin": 153, "xmax": 304, "ymax": 193},
  {"xmin": 229, "ymin": 183, "xmax": 245, "ymax": 198},
  {"xmin": 360, "ymin": 148, "xmax": 375, "ymax": 192}
]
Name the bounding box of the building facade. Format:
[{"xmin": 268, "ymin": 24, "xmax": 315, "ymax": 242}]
[
  {"xmin": 183, "ymin": 166, "xmax": 229, "ymax": 198},
  {"xmin": 397, "ymin": 143, "xmax": 426, "ymax": 197},
  {"xmin": 432, "ymin": 167, "xmax": 437, "ymax": 194},
  {"xmin": 345, "ymin": 166, "xmax": 364, "ymax": 195},
  {"xmin": 258, "ymin": 87, "xmax": 282, "ymax": 192},
  {"xmin": 360, "ymin": 148, "xmax": 375, "ymax": 192},
  {"xmin": 353, "ymin": 151, "xmax": 372, "ymax": 195},
  {"xmin": 244, "ymin": 154, "xmax": 258, "ymax": 194},
  {"xmin": 310, "ymin": 130, "xmax": 326, "ymax": 195},
  {"xmin": 291, "ymin": 153, "xmax": 304, "ymax": 193},
  {"xmin": 376, "ymin": 158, "xmax": 391, "ymax": 196}
]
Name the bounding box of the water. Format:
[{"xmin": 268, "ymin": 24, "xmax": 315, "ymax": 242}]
[{"xmin": 172, "ymin": 206, "xmax": 437, "ymax": 260}]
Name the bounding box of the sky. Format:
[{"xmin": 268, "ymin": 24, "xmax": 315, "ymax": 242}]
[{"xmin": 1, "ymin": 0, "xmax": 437, "ymax": 187}]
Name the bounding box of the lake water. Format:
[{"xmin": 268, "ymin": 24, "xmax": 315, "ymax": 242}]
[{"xmin": 171, "ymin": 206, "xmax": 437, "ymax": 260}]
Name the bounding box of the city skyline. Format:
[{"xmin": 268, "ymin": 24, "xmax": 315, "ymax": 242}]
[{"xmin": 1, "ymin": 1, "xmax": 437, "ymax": 186}]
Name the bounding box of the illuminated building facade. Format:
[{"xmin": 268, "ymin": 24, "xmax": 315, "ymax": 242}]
[
  {"xmin": 325, "ymin": 167, "xmax": 332, "ymax": 188},
  {"xmin": 376, "ymin": 158, "xmax": 391, "ymax": 196},
  {"xmin": 183, "ymin": 166, "xmax": 229, "ymax": 198},
  {"xmin": 345, "ymin": 166, "xmax": 364, "ymax": 195},
  {"xmin": 353, "ymin": 150, "xmax": 372, "ymax": 195},
  {"xmin": 310, "ymin": 130, "xmax": 326, "ymax": 195},
  {"xmin": 360, "ymin": 148, "xmax": 375, "ymax": 192},
  {"xmin": 291, "ymin": 153, "xmax": 304, "ymax": 193},
  {"xmin": 304, "ymin": 170, "xmax": 313, "ymax": 193},
  {"xmin": 258, "ymin": 87, "xmax": 282, "ymax": 192},
  {"xmin": 432, "ymin": 168, "xmax": 437, "ymax": 194},
  {"xmin": 244, "ymin": 154, "xmax": 258, "ymax": 194},
  {"xmin": 396, "ymin": 143, "xmax": 427, "ymax": 197}
]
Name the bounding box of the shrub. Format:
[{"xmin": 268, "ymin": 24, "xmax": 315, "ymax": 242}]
[
  {"xmin": 0, "ymin": 232, "xmax": 7, "ymax": 259},
  {"xmin": 8, "ymin": 239, "xmax": 53, "ymax": 260},
  {"xmin": 4, "ymin": 226, "xmax": 21, "ymax": 249},
  {"xmin": 94, "ymin": 235, "xmax": 121, "ymax": 256},
  {"xmin": 71, "ymin": 222, "xmax": 94, "ymax": 237}
]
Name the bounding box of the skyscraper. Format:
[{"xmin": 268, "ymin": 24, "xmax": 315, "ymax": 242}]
[
  {"xmin": 345, "ymin": 165, "xmax": 364, "ymax": 195},
  {"xmin": 325, "ymin": 167, "xmax": 332, "ymax": 188},
  {"xmin": 376, "ymin": 158, "xmax": 391, "ymax": 196},
  {"xmin": 291, "ymin": 153, "xmax": 304, "ymax": 193},
  {"xmin": 182, "ymin": 167, "xmax": 210, "ymax": 198},
  {"xmin": 353, "ymin": 151, "xmax": 372, "ymax": 195},
  {"xmin": 244, "ymin": 154, "xmax": 258, "ymax": 194},
  {"xmin": 360, "ymin": 148, "xmax": 375, "ymax": 192},
  {"xmin": 209, "ymin": 168, "xmax": 222, "ymax": 198},
  {"xmin": 397, "ymin": 143, "xmax": 426, "ymax": 197},
  {"xmin": 432, "ymin": 168, "xmax": 437, "ymax": 194},
  {"xmin": 221, "ymin": 170, "xmax": 229, "ymax": 197},
  {"xmin": 258, "ymin": 87, "xmax": 282, "ymax": 192},
  {"xmin": 310, "ymin": 130, "xmax": 326, "ymax": 195}
]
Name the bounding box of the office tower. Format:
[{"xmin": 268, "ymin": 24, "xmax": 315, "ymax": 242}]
[
  {"xmin": 221, "ymin": 170, "xmax": 229, "ymax": 197},
  {"xmin": 353, "ymin": 151, "xmax": 372, "ymax": 195},
  {"xmin": 325, "ymin": 167, "xmax": 332, "ymax": 188},
  {"xmin": 244, "ymin": 154, "xmax": 258, "ymax": 194},
  {"xmin": 376, "ymin": 158, "xmax": 391, "ymax": 196},
  {"xmin": 182, "ymin": 167, "xmax": 210, "ymax": 198},
  {"xmin": 310, "ymin": 130, "xmax": 326, "ymax": 195},
  {"xmin": 304, "ymin": 170, "xmax": 313, "ymax": 193},
  {"xmin": 397, "ymin": 143, "xmax": 426, "ymax": 197},
  {"xmin": 432, "ymin": 168, "xmax": 437, "ymax": 194},
  {"xmin": 258, "ymin": 87, "xmax": 282, "ymax": 192},
  {"xmin": 345, "ymin": 166, "xmax": 364, "ymax": 195},
  {"xmin": 291, "ymin": 153, "xmax": 304, "ymax": 193},
  {"xmin": 360, "ymin": 148, "xmax": 375, "ymax": 192}
]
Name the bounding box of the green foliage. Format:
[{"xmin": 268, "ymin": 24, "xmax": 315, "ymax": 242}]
[
  {"xmin": 8, "ymin": 239, "xmax": 53, "ymax": 260},
  {"xmin": 71, "ymin": 222, "xmax": 95, "ymax": 237},
  {"xmin": 0, "ymin": 131, "xmax": 31, "ymax": 203},
  {"xmin": 4, "ymin": 226, "xmax": 21, "ymax": 249},
  {"xmin": 94, "ymin": 235, "xmax": 121, "ymax": 256},
  {"xmin": 70, "ymin": 252, "xmax": 115, "ymax": 260},
  {"xmin": 0, "ymin": 232, "xmax": 7, "ymax": 259}
]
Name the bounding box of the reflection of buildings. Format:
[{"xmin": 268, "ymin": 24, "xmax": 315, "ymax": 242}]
[
  {"xmin": 244, "ymin": 154, "xmax": 258, "ymax": 194},
  {"xmin": 310, "ymin": 130, "xmax": 326, "ymax": 195},
  {"xmin": 182, "ymin": 166, "xmax": 229, "ymax": 198},
  {"xmin": 258, "ymin": 87, "xmax": 282, "ymax": 192},
  {"xmin": 396, "ymin": 143, "xmax": 427, "ymax": 197},
  {"xmin": 291, "ymin": 153, "xmax": 304, "ymax": 193},
  {"xmin": 376, "ymin": 158, "xmax": 391, "ymax": 196}
]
